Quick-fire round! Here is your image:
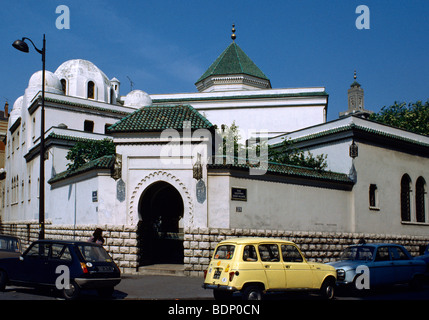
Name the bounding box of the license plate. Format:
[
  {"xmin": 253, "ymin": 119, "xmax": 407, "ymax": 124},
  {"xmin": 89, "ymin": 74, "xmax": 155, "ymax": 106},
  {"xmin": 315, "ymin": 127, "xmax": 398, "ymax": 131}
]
[
  {"xmin": 213, "ymin": 269, "xmax": 222, "ymax": 279},
  {"xmin": 97, "ymin": 266, "xmax": 113, "ymax": 272}
]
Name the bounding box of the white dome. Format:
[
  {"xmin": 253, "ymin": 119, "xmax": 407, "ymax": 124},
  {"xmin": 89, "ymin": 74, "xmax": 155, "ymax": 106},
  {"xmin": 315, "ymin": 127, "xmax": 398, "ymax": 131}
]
[
  {"xmin": 54, "ymin": 59, "xmax": 112, "ymax": 102},
  {"xmin": 123, "ymin": 90, "xmax": 152, "ymax": 108},
  {"xmin": 9, "ymin": 96, "xmax": 23, "ymax": 125},
  {"xmin": 28, "ymin": 70, "xmax": 63, "ymax": 94}
]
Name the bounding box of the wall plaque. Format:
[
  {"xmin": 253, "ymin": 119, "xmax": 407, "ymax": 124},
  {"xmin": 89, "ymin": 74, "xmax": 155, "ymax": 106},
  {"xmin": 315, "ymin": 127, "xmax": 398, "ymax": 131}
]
[{"xmin": 231, "ymin": 187, "xmax": 247, "ymax": 201}]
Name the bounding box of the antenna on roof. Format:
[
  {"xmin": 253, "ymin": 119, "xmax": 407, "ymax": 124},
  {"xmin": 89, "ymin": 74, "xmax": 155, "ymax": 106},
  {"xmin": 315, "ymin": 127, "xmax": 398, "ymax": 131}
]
[{"xmin": 126, "ymin": 76, "xmax": 134, "ymax": 91}]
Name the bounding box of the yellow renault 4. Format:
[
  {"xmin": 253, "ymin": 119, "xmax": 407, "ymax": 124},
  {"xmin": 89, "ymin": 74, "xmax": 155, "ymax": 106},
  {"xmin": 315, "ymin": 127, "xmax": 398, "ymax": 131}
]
[{"xmin": 203, "ymin": 238, "xmax": 336, "ymax": 300}]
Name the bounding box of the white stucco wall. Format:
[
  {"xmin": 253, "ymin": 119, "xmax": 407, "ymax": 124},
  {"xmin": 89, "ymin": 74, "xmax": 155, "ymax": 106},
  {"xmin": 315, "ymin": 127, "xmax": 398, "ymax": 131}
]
[{"xmin": 207, "ymin": 172, "xmax": 352, "ymax": 232}]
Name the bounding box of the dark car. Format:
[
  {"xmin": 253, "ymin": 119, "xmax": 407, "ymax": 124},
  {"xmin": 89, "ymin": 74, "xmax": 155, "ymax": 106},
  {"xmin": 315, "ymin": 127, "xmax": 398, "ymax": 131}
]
[
  {"xmin": 328, "ymin": 243, "xmax": 426, "ymax": 290},
  {"xmin": 0, "ymin": 235, "xmax": 22, "ymax": 259},
  {"xmin": 0, "ymin": 239, "xmax": 121, "ymax": 299}
]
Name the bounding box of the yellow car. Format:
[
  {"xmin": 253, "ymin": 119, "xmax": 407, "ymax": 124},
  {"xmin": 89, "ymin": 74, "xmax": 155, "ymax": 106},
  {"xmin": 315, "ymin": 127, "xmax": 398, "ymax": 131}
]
[{"xmin": 203, "ymin": 238, "xmax": 336, "ymax": 300}]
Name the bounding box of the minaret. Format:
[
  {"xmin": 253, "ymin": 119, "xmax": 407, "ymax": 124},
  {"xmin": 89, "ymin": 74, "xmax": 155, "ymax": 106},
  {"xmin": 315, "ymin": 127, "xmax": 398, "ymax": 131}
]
[
  {"xmin": 339, "ymin": 71, "xmax": 372, "ymax": 118},
  {"xmin": 348, "ymin": 71, "xmax": 364, "ymax": 111}
]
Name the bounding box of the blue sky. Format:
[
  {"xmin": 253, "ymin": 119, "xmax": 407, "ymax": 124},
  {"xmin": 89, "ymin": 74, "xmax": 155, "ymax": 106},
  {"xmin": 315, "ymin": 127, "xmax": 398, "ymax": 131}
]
[{"xmin": 1, "ymin": 0, "xmax": 428, "ymax": 121}]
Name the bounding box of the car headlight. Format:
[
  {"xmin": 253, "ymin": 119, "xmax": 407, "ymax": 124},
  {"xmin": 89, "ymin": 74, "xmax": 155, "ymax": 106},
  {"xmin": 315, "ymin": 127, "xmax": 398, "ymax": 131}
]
[{"xmin": 337, "ymin": 269, "xmax": 345, "ymax": 281}]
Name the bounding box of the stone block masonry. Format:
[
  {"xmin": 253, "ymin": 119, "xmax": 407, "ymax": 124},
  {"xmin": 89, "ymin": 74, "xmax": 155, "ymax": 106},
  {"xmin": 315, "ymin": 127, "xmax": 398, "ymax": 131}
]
[{"xmin": 1, "ymin": 221, "xmax": 428, "ymax": 276}]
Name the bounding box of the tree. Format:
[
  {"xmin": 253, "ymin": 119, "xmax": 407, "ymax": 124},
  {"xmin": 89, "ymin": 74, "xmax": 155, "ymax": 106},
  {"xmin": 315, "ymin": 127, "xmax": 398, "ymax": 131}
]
[
  {"xmin": 66, "ymin": 138, "xmax": 115, "ymax": 171},
  {"xmin": 268, "ymin": 138, "xmax": 328, "ymax": 171},
  {"xmin": 369, "ymin": 100, "xmax": 429, "ymax": 136}
]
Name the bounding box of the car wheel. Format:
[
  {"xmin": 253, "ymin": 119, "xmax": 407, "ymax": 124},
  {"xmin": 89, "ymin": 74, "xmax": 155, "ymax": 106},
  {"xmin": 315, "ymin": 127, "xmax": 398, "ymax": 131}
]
[
  {"xmin": 320, "ymin": 279, "xmax": 335, "ymax": 300},
  {"xmin": 0, "ymin": 270, "xmax": 7, "ymax": 291},
  {"xmin": 241, "ymin": 285, "xmax": 263, "ymax": 300},
  {"xmin": 62, "ymin": 280, "xmax": 80, "ymax": 300}
]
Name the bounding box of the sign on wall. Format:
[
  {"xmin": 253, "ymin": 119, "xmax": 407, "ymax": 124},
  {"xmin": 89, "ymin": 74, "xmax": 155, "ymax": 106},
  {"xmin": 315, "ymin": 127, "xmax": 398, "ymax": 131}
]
[{"xmin": 231, "ymin": 187, "xmax": 247, "ymax": 201}]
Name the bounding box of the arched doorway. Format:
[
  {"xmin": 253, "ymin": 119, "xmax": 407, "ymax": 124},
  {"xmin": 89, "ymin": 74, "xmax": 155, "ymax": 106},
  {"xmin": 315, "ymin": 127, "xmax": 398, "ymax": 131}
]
[{"xmin": 137, "ymin": 181, "xmax": 184, "ymax": 266}]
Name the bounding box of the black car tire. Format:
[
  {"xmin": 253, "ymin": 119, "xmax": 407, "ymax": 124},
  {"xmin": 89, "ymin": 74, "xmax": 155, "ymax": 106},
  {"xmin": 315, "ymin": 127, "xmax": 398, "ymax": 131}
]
[
  {"xmin": 0, "ymin": 270, "xmax": 7, "ymax": 291},
  {"xmin": 320, "ymin": 278, "xmax": 335, "ymax": 300},
  {"xmin": 62, "ymin": 280, "xmax": 80, "ymax": 300},
  {"xmin": 241, "ymin": 285, "xmax": 263, "ymax": 300}
]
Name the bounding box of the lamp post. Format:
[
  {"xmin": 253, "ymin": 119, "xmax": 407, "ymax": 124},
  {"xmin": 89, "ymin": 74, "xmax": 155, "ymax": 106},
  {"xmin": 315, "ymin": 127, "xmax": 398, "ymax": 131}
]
[{"xmin": 12, "ymin": 34, "xmax": 46, "ymax": 239}]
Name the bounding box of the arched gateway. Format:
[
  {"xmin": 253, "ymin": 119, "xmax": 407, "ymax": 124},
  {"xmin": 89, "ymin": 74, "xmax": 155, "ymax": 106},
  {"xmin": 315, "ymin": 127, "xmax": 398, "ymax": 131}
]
[{"xmin": 137, "ymin": 181, "xmax": 185, "ymax": 266}]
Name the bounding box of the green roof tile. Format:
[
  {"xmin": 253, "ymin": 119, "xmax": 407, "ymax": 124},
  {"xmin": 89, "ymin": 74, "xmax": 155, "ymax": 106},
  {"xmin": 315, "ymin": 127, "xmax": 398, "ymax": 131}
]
[
  {"xmin": 48, "ymin": 154, "xmax": 116, "ymax": 184},
  {"xmin": 196, "ymin": 42, "xmax": 269, "ymax": 84},
  {"xmin": 107, "ymin": 104, "xmax": 213, "ymax": 133}
]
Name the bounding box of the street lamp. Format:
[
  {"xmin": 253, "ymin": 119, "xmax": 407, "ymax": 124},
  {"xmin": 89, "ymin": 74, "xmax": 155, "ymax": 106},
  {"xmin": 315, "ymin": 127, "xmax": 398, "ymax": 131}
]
[{"xmin": 12, "ymin": 34, "xmax": 46, "ymax": 240}]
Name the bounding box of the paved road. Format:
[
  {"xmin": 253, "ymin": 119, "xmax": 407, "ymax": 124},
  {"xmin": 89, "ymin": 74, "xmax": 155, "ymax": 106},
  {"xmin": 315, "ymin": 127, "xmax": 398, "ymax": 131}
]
[{"xmin": 1, "ymin": 274, "xmax": 429, "ymax": 300}]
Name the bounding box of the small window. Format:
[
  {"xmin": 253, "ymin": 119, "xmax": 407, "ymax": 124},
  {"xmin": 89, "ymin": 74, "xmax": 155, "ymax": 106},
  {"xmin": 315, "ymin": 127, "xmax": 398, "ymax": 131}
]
[
  {"xmin": 375, "ymin": 246, "xmax": 390, "ymax": 262},
  {"xmin": 242, "ymin": 245, "xmax": 258, "ymax": 262},
  {"xmin": 60, "ymin": 79, "xmax": 67, "ymax": 94},
  {"xmin": 87, "ymin": 81, "xmax": 95, "ymax": 99},
  {"xmin": 281, "ymin": 244, "xmax": 303, "ymax": 262},
  {"xmin": 258, "ymin": 244, "xmax": 280, "ymax": 262},
  {"xmin": 416, "ymin": 177, "xmax": 426, "ymax": 223},
  {"xmin": 389, "ymin": 246, "xmax": 409, "ymax": 261},
  {"xmin": 214, "ymin": 245, "xmax": 235, "ymax": 260},
  {"xmin": 369, "ymin": 184, "xmax": 379, "ymax": 209},
  {"xmin": 401, "ymin": 174, "xmax": 412, "ymax": 222},
  {"xmin": 84, "ymin": 120, "xmax": 94, "ymax": 133}
]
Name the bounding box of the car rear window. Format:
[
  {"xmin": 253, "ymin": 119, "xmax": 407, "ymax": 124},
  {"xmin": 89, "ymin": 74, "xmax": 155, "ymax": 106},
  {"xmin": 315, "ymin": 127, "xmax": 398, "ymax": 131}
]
[
  {"xmin": 0, "ymin": 237, "xmax": 20, "ymax": 252},
  {"xmin": 214, "ymin": 245, "xmax": 235, "ymax": 260},
  {"xmin": 77, "ymin": 244, "xmax": 112, "ymax": 263}
]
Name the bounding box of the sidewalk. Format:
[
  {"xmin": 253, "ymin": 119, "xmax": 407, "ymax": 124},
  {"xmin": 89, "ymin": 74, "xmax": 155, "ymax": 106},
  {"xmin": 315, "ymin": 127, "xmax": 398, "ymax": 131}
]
[{"xmin": 113, "ymin": 274, "xmax": 213, "ymax": 300}]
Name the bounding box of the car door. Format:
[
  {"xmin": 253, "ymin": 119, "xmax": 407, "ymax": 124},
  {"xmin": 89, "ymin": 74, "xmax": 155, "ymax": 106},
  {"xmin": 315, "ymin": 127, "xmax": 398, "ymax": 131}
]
[
  {"xmin": 44, "ymin": 243, "xmax": 74, "ymax": 286},
  {"xmin": 371, "ymin": 246, "xmax": 395, "ymax": 286},
  {"xmin": 389, "ymin": 246, "xmax": 415, "ymax": 283},
  {"xmin": 281, "ymin": 244, "xmax": 313, "ymax": 289},
  {"xmin": 258, "ymin": 244, "xmax": 286, "ymax": 289},
  {"xmin": 15, "ymin": 242, "xmax": 50, "ymax": 284}
]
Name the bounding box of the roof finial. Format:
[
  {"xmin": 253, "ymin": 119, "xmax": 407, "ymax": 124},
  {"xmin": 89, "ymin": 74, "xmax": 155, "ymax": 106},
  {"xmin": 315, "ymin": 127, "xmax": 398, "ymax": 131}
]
[{"xmin": 231, "ymin": 24, "xmax": 236, "ymax": 41}]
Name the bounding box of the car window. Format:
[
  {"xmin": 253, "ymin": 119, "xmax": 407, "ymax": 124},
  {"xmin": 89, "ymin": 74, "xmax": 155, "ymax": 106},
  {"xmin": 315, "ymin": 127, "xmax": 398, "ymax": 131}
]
[
  {"xmin": 77, "ymin": 244, "xmax": 112, "ymax": 262},
  {"xmin": 281, "ymin": 244, "xmax": 303, "ymax": 262},
  {"xmin": 25, "ymin": 243, "xmax": 49, "ymax": 259},
  {"xmin": 258, "ymin": 244, "xmax": 280, "ymax": 262},
  {"xmin": 390, "ymin": 246, "xmax": 409, "ymax": 261},
  {"xmin": 339, "ymin": 246, "xmax": 375, "ymax": 261},
  {"xmin": 214, "ymin": 245, "xmax": 235, "ymax": 260},
  {"xmin": 375, "ymin": 246, "xmax": 391, "ymax": 261},
  {"xmin": 242, "ymin": 245, "xmax": 258, "ymax": 262},
  {"xmin": 50, "ymin": 244, "xmax": 72, "ymax": 261},
  {"xmin": 0, "ymin": 237, "xmax": 20, "ymax": 252}
]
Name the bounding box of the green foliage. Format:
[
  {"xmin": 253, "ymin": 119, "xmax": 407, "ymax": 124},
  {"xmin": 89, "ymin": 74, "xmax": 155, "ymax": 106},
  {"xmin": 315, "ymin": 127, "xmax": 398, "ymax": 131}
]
[
  {"xmin": 369, "ymin": 100, "xmax": 429, "ymax": 136},
  {"xmin": 66, "ymin": 138, "xmax": 115, "ymax": 171},
  {"xmin": 218, "ymin": 122, "xmax": 328, "ymax": 170},
  {"xmin": 268, "ymin": 138, "xmax": 328, "ymax": 171}
]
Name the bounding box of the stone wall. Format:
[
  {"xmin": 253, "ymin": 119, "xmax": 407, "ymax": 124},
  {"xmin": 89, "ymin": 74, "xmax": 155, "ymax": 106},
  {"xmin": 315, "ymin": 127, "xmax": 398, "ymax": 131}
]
[{"xmin": 1, "ymin": 222, "xmax": 428, "ymax": 277}]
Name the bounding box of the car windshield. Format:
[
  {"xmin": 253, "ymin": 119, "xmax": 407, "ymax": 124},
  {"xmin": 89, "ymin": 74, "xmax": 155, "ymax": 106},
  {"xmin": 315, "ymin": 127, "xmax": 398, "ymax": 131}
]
[
  {"xmin": 0, "ymin": 236, "xmax": 20, "ymax": 252},
  {"xmin": 77, "ymin": 244, "xmax": 112, "ymax": 263},
  {"xmin": 214, "ymin": 245, "xmax": 235, "ymax": 260},
  {"xmin": 339, "ymin": 246, "xmax": 375, "ymax": 261}
]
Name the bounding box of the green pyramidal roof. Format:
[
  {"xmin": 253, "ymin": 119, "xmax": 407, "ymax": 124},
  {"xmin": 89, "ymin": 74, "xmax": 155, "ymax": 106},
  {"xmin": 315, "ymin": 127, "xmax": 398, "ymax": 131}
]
[{"xmin": 196, "ymin": 42, "xmax": 269, "ymax": 84}]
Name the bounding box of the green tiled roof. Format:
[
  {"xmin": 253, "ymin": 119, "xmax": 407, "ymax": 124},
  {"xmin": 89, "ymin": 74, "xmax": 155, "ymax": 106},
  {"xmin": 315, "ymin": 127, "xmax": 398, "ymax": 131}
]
[
  {"xmin": 196, "ymin": 42, "xmax": 269, "ymax": 84},
  {"xmin": 107, "ymin": 104, "xmax": 213, "ymax": 133},
  {"xmin": 48, "ymin": 154, "xmax": 116, "ymax": 184},
  {"xmin": 208, "ymin": 156, "xmax": 353, "ymax": 185}
]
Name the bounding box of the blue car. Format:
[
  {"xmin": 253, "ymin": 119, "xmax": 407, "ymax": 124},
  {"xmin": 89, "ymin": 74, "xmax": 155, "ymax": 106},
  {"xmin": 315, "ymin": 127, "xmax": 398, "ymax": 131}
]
[
  {"xmin": 328, "ymin": 243, "xmax": 426, "ymax": 290},
  {"xmin": 0, "ymin": 239, "xmax": 121, "ymax": 299}
]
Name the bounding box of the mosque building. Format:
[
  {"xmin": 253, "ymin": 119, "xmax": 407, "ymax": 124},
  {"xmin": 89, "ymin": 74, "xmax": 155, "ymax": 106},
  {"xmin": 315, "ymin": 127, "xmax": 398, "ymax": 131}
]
[{"xmin": 1, "ymin": 27, "xmax": 428, "ymax": 275}]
